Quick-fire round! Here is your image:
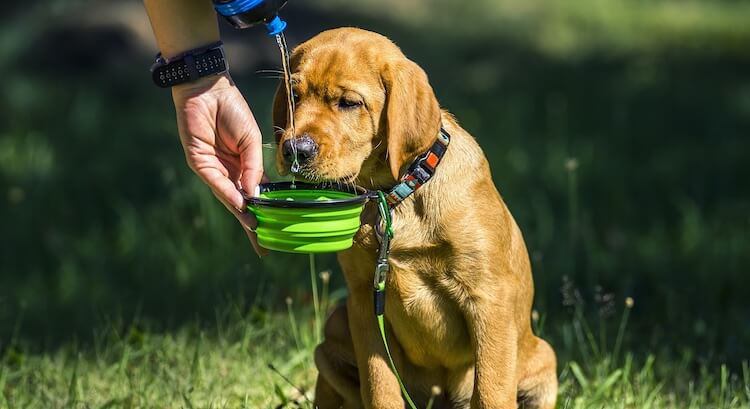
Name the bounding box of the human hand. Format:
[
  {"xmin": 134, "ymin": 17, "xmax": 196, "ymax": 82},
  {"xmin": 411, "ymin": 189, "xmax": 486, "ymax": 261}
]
[{"xmin": 171, "ymin": 73, "xmax": 268, "ymax": 256}]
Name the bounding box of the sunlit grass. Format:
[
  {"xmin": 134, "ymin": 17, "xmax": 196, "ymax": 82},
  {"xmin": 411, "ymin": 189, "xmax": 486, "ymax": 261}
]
[
  {"xmin": 2, "ymin": 287, "xmax": 749, "ymax": 408},
  {"xmin": 1, "ymin": 303, "xmax": 319, "ymax": 408}
]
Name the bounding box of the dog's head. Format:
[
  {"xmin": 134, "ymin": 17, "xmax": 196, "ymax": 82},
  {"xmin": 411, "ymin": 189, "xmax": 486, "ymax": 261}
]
[{"xmin": 273, "ymin": 28, "xmax": 441, "ymax": 189}]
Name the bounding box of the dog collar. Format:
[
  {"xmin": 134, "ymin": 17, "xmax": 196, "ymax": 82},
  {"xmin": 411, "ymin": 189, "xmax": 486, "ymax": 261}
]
[{"xmin": 383, "ymin": 127, "xmax": 451, "ymax": 207}]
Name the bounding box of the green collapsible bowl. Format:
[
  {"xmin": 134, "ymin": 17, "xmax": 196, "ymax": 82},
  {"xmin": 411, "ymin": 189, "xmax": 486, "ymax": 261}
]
[{"xmin": 246, "ymin": 182, "xmax": 371, "ymax": 254}]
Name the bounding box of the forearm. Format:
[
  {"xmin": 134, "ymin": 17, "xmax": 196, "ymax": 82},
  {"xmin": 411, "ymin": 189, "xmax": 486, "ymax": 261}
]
[{"xmin": 144, "ymin": 0, "xmax": 219, "ymax": 57}]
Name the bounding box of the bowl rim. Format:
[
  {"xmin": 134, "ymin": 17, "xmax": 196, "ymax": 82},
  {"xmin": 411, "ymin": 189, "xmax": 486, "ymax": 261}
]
[{"xmin": 244, "ymin": 181, "xmax": 372, "ymax": 209}]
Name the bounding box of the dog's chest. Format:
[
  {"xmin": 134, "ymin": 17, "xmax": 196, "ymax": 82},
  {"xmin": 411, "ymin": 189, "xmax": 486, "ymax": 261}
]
[
  {"xmin": 349, "ymin": 208, "xmax": 475, "ymax": 368},
  {"xmin": 385, "ymin": 255, "xmax": 474, "ymax": 369}
]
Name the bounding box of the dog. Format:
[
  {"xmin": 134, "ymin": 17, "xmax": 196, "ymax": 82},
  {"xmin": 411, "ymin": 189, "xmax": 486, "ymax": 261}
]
[{"xmin": 272, "ymin": 28, "xmax": 557, "ymax": 409}]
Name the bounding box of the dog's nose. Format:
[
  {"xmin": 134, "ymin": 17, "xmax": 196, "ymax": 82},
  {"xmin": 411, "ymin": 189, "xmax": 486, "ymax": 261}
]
[{"xmin": 282, "ymin": 134, "xmax": 318, "ymax": 166}]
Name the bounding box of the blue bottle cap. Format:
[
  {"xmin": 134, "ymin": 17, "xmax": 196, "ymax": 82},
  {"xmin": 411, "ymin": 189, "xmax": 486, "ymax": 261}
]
[{"xmin": 265, "ymin": 15, "xmax": 287, "ymax": 36}]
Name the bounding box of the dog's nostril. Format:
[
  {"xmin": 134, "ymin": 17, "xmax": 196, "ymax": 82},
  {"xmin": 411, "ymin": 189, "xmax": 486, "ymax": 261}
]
[
  {"xmin": 283, "ymin": 135, "xmax": 318, "ymax": 165},
  {"xmin": 296, "ymin": 137, "xmax": 317, "ymax": 162},
  {"xmin": 282, "ymin": 139, "xmax": 295, "ymax": 161}
]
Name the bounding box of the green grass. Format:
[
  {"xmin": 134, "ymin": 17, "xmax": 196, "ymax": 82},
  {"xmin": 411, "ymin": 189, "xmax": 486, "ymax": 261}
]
[
  {"xmin": 1, "ymin": 305, "xmax": 318, "ymax": 408},
  {"xmin": 3, "ymin": 291, "xmax": 749, "ymax": 408}
]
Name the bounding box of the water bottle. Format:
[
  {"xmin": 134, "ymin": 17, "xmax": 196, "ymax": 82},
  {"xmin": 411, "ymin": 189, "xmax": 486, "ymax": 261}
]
[{"xmin": 213, "ymin": 0, "xmax": 288, "ymax": 35}]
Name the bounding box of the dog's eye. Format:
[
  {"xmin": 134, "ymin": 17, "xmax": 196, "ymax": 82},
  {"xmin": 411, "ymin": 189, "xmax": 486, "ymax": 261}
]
[
  {"xmin": 292, "ymin": 92, "xmax": 300, "ymax": 104},
  {"xmin": 337, "ymin": 98, "xmax": 362, "ymax": 110}
]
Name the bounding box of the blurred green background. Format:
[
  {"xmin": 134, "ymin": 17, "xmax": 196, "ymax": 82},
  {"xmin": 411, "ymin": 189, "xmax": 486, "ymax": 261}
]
[{"xmin": 1, "ymin": 0, "xmax": 748, "ymax": 368}]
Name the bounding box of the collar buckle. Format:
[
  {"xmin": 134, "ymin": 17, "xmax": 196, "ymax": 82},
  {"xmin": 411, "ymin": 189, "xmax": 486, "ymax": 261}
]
[{"xmin": 408, "ymin": 161, "xmax": 433, "ymax": 184}]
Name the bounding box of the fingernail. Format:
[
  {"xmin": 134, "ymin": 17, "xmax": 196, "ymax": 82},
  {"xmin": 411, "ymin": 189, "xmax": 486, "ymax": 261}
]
[{"xmin": 254, "ymin": 185, "xmax": 260, "ymax": 197}]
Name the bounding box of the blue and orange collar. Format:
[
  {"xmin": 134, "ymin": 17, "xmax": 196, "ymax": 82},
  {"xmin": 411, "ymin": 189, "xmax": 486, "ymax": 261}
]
[{"xmin": 384, "ymin": 128, "xmax": 451, "ymax": 207}]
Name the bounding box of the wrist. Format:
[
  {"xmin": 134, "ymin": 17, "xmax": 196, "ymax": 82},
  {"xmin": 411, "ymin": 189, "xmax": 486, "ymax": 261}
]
[{"xmin": 172, "ymin": 71, "xmax": 234, "ymax": 99}]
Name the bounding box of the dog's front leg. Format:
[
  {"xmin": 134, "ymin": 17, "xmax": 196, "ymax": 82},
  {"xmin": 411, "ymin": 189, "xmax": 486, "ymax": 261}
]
[
  {"xmin": 466, "ymin": 294, "xmax": 520, "ymax": 409},
  {"xmin": 346, "ymin": 289, "xmax": 404, "ymax": 409}
]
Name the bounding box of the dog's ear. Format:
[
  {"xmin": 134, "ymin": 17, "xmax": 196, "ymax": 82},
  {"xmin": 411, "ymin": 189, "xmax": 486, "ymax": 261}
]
[
  {"xmin": 272, "ymin": 82, "xmax": 288, "ymax": 145},
  {"xmin": 381, "ymin": 58, "xmax": 441, "ymax": 181}
]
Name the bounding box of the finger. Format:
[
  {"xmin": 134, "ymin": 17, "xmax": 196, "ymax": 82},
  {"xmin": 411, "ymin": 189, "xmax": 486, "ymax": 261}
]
[
  {"xmin": 199, "ymin": 165, "xmax": 246, "ymax": 211},
  {"xmin": 174, "ymin": 103, "xmax": 245, "ymax": 209},
  {"xmin": 220, "ymin": 95, "xmax": 265, "ymax": 195},
  {"xmin": 211, "ymin": 189, "xmax": 256, "ymax": 229},
  {"xmin": 238, "ymin": 130, "xmax": 264, "ymax": 198}
]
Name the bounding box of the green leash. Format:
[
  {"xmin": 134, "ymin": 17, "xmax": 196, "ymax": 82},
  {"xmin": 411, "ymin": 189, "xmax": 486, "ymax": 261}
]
[{"xmin": 374, "ymin": 191, "xmax": 419, "ymax": 409}]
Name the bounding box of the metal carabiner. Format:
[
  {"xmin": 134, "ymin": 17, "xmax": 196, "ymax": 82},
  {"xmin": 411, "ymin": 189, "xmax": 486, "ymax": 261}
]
[
  {"xmin": 373, "ymin": 213, "xmax": 391, "ymax": 290},
  {"xmin": 373, "ymin": 258, "xmax": 389, "ymax": 290},
  {"xmin": 372, "ymin": 190, "xmax": 393, "ymax": 291}
]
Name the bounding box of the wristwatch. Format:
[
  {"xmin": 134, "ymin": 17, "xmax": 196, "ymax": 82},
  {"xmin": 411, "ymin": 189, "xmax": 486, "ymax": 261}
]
[{"xmin": 150, "ymin": 41, "xmax": 227, "ymax": 88}]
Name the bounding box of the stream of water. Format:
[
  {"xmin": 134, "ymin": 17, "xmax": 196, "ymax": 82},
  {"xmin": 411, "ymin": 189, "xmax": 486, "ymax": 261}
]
[{"xmin": 275, "ymin": 33, "xmax": 298, "ymax": 187}]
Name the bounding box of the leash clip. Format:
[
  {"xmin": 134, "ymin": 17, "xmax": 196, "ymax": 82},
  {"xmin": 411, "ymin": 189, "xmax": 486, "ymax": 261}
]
[
  {"xmin": 373, "ymin": 191, "xmax": 393, "ymax": 289},
  {"xmin": 373, "ymin": 224, "xmax": 390, "ymax": 314},
  {"xmin": 373, "ymin": 228, "xmax": 390, "ymax": 314},
  {"xmin": 374, "ymin": 258, "xmax": 389, "ymax": 291}
]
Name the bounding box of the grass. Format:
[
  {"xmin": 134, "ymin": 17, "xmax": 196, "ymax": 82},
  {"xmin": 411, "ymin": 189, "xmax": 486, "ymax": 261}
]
[
  {"xmin": 1, "ymin": 304, "xmax": 318, "ymax": 408},
  {"xmin": 2, "ymin": 274, "xmax": 749, "ymax": 408}
]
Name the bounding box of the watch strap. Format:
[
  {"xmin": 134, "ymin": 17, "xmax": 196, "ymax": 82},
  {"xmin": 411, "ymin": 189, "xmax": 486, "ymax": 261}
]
[{"xmin": 150, "ymin": 41, "xmax": 227, "ymax": 88}]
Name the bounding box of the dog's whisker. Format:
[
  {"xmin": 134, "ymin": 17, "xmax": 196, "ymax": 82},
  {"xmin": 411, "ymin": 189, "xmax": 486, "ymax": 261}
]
[
  {"xmin": 255, "ymin": 69, "xmax": 285, "ymax": 74},
  {"xmin": 273, "ymin": 126, "xmax": 287, "ymax": 136}
]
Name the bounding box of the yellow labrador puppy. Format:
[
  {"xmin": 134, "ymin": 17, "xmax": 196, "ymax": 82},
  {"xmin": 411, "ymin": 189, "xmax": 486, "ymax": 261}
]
[{"xmin": 273, "ymin": 28, "xmax": 557, "ymax": 409}]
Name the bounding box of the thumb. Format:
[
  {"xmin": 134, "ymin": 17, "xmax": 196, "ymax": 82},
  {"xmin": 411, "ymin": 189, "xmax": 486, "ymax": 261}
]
[{"xmin": 237, "ymin": 129, "xmax": 264, "ymax": 196}]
